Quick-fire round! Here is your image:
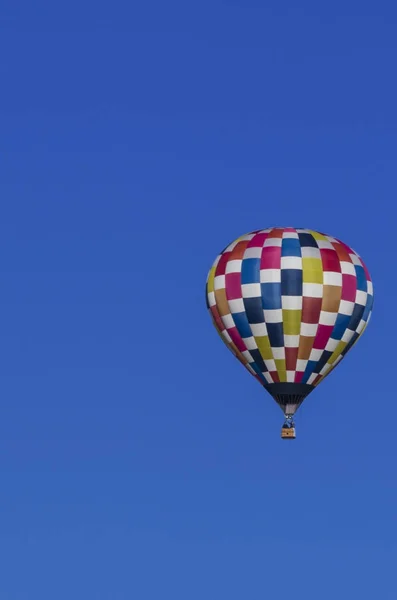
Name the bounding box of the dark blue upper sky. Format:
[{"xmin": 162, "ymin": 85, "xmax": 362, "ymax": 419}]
[{"xmin": 0, "ymin": 0, "xmax": 395, "ymax": 598}]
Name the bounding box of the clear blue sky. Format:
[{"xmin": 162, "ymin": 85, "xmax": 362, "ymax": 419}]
[{"xmin": 0, "ymin": 1, "xmax": 395, "ymax": 598}]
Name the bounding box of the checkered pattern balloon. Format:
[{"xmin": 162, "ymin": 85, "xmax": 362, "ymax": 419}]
[{"xmin": 206, "ymin": 228, "xmax": 373, "ymax": 415}]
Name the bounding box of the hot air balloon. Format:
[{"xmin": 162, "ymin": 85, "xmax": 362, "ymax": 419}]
[{"xmin": 206, "ymin": 227, "xmax": 373, "ymax": 439}]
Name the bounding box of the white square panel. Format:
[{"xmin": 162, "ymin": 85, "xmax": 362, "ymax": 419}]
[
  {"xmin": 250, "ymin": 322, "xmax": 268, "ymax": 337},
  {"xmin": 319, "ymin": 311, "xmax": 337, "ymax": 326},
  {"xmin": 264, "ymin": 309, "xmax": 283, "ymax": 323},
  {"xmin": 287, "ymin": 371, "xmax": 295, "ymax": 382},
  {"xmin": 265, "ymin": 359, "xmax": 276, "ymax": 372},
  {"xmin": 301, "ymin": 322, "xmax": 318, "ymax": 336},
  {"xmin": 272, "ymin": 347, "xmax": 285, "ymax": 360},
  {"xmin": 229, "ymin": 298, "xmax": 245, "ymax": 313},
  {"xmin": 242, "ymin": 350, "xmax": 254, "ymax": 363},
  {"xmin": 264, "ymin": 238, "xmax": 282, "ymax": 247},
  {"xmin": 307, "ymin": 373, "xmax": 317, "ymax": 384},
  {"xmin": 325, "ymin": 337, "xmax": 339, "ymax": 352},
  {"xmin": 260, "ymin": 269, "xmax": 281, "ymax": 283},
  {"xmin": 242, "ymin": 283, "xmax": 261, "ymax": 298},
  {"xmin": 226, "ymin": 259, "xmax": 243, "ymax": 274},
  {"xmin": 244, "ymin": 247, "xmax": 262, "ymax": 259},
  {"xmin": 281, "ymin": 256, "xmax": 302, "ymax": 270},
  {"xmin": 323, "ymin": 272, "xmax": 342, "ymax": 286},
  {"xmin": 320, "ymin": 362, "xmax": 332, "ymax": 375},
  {"xmin": 221, "ymin": 330, "xmax": 232, "ymax": 343},
  {"xmin": 296, "ymin": 359, "xmax": 308, "ymax": 371},
  {"xmin": 317, "ymin": 239, "xmax": 334, "ymax": 249},
  {"xmin": 355, "ymin": 290, "xmax": 367, "ymax": 306},
  {"xmin": 214, "ymin": 275, "xmax": 226, "ymax": 290},
  {"xmin": 207, "ymin": 291, "xmax": 216, "ymax": 307},
  {"xmin": 221, "ymin": 314, "xmax": 235, "ymax": 329},
  {"xmin": 349, "ymin": 253, "xmax": 362, "ymax": 266},
  {"xmin": 301, "ymin": 247, "xmax": 321, "ymax": 259},
  {"xmin": 309, "ymin": 348, "xmax": 323, "ymax": 361},
  {"xmin": 341, "ymin": 329, "xmax": 355, "ymax": 343},
  {"xmin": 356, "ymin": 320, "xmax": 366, "ymax": 334},
  {"xmin": 282, "ymin": 295, "xmax": 303, "ymax": 310},
  {"xmin": 339, "ymin": 300, "xmax": 354, "ymax": 316},
  {"xmin": 242, "ymin": 336, "xmax": 257, "ymax": 350},
  {"xmin": 340, "ymin": 261, "xmax": 356, "ymax": 276},
  {"xmin": 284, "ymin": 335, "xmax": 300, "ymax": 347},
  {"xmin": 303, "ymin": 283, "xmax": 323, "ymax": 298}
]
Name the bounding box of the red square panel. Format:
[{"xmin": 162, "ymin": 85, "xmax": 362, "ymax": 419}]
[
  {"xmin": 341, "ymin": 274, "xmax": 357, "ymax": 302},
  {"xmin": 215, "ymin": 252, "xmax": 230, "ymax": 275},
  {"xmin": 228, "ymin": 327, "xmax": 246, "ymax": 352},
  {"xmin": 313, "ymin": 324, "xmax": 333, "ymax": 350},
  {"xmin": 260, "ymin": 246, "xmax": 281, "ymax": 269},
  {"xmin": 210, "ymin": 308, "xmax": 224, "ymax": 333},
  {"xmin": 294, "ymin": 371, "xmax": 304, "ymax": 383},
  {"xmin": 302, "ymin": 297, "xmax": 322, "ymax": 323},
  {"xmin": 247, "ymin": 232, "xmax": 268, "ymax": 248},
  {"xmin": 285, "ymin": 347, "xmax": 298, "ymax": 371},
  {"xmin": 320, "ymin": 249, "xmax": 341, "ymax": 272},
  {"xmin": 225, "ymin": 273, "xmax": 242, "ymax": 299},
  {"xmin": 269, "ymin": 371, "xmax": 280, "ymax": 383}
]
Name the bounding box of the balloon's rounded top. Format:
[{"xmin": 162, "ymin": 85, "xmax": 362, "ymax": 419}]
[{"xmin": 206, "ymin": 227, "xmax": 373, "ymax": 417}]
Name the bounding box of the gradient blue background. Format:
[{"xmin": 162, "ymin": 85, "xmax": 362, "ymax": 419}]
[{"xmin": 0, "ymin": 1, "xmax": 395, "ymax": 598}]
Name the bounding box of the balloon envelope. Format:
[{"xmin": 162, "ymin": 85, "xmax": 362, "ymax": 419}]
[{"xmin": 206, "ymin": 227, "xmax": 373, "ymax": 415}]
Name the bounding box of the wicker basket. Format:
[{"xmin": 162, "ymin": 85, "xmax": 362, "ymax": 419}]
[{"xmin": 281, "ymin": 427, "xmax": 296, "ymax": 439}]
